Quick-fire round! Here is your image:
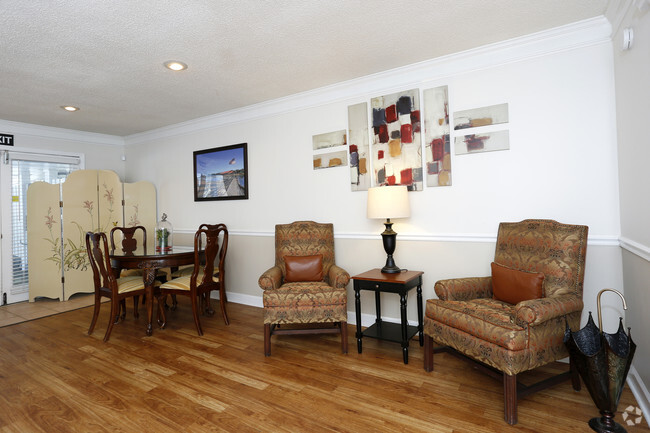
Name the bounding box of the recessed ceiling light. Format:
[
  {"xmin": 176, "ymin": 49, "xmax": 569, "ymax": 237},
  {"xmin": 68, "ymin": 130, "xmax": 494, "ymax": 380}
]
[
  {"xmin": 61, "ymin": 105, "xmax": 80, "ymax": 112},
  {"xmin": 163, "ymin": 61, "xmax": 188, "ymax": 71}
]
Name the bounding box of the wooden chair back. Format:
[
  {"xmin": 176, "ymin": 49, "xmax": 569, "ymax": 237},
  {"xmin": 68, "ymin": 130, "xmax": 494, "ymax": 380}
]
[
  {"xmin": 85, "ymin": 232, "xmax": 118, "ymax": 292},
  {"xmin": 109, "ymin": 226, "xmax": 147, "ymax": 255}
]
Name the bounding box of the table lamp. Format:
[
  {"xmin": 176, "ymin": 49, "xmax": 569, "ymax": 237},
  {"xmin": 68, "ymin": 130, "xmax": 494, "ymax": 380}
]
[{"xmin": 367, "ymin": 185, "xmax": 410, "ymax": 273}]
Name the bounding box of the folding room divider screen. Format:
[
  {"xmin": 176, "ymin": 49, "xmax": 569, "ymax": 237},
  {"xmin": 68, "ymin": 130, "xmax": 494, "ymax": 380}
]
[{"xmin": 26, "ymin": 169, "xmax": 156, "ymax": 301}]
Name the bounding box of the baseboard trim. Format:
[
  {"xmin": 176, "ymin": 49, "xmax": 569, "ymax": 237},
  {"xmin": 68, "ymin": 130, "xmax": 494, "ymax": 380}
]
[{"xmin": 628, "ymin": 366, "xmax": 650, "ymax": 428}]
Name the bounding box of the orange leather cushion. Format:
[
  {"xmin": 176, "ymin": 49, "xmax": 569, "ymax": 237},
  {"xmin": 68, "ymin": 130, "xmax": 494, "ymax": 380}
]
[
  {"xmin": 491, "ymin": 262, "xmax": 544, "ymax": 305},
  {"xmin": 284, "ymin": 255, "xmax": 323, "ymax": 282}
]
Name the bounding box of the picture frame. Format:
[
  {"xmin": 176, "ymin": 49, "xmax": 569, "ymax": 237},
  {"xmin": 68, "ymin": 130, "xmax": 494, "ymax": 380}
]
[{"xmin": 193, "ymin": 143, "xmax": 248, "ymax": 201}]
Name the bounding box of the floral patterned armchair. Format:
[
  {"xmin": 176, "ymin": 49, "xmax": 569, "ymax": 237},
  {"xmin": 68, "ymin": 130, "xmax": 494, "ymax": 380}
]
[
  {"xmin": 423, "ymin": 219, "xmax": 588, "ymax": 424},
  {"xmin": 259, "ymin": 221, "xmax": 350, "ymax": 356}
]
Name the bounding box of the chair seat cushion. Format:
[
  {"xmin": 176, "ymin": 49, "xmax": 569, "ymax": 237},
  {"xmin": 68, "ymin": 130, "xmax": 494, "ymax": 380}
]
[
  {"xmin": 263, "ymin": 282, "xmax": 347, "ymax": 324},
  {"xmin": 116, "ymin": 276, "xmax": 146, "ymax": 294},
  {"xmin": 160, "ymin": 271, "xmax": 215, "ymax": 291},
  {"xmin": 263, "ymin": 282, "xmax": 346, "ymax": 308},
  {"xmin": 425, "ymin": 298, "xmax": 528, "ymax": 351}
]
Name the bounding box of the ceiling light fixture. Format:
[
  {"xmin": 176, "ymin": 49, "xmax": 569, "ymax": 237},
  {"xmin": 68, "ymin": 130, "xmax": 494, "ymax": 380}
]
[
  {"xmin": 61, "ymin": 105, "xmax": 80, "ymax": 112},
  {"xmin": 163, "ymin": 60, "xmax": 188, "ymax": 71}
]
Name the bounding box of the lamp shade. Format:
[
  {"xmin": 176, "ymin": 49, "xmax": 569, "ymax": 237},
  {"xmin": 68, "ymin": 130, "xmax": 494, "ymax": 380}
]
[{"xmin": 367, "ymin": 185, "xmax": 410, "ymax": 219}]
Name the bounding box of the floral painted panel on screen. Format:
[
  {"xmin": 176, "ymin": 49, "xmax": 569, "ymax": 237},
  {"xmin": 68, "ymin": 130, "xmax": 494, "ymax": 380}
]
[
  {"xmin": 371, "ymin": 89, "xmax": 423, "ymax": 191},
  {"xmin": 347, "ymin": 102, "xmax": 370, "ymax": 191},
  {"xmin": 423, "ymin": 86, "xmax": 451, "ymax": 187}
]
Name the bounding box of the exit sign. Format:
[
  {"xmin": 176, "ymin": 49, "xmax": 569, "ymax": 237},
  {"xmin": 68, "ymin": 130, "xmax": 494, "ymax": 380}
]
[{"xmin": 0, "ymin": 133, "xmax": 14, "ymax": 146}]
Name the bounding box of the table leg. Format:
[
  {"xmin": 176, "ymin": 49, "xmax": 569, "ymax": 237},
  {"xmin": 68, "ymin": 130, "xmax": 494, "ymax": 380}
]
[
  {"xmin": 374, "ymin": 291, "xmax": 382, "ymax": 325},
  {"xmin": 417, "ymin": 283, "xmax": 424, "ymax": 346},
  {"xmin": 142, "ymin": 267, "xmax": 157, "ymax": 336},
  {"xmin": 355, "ymin": 288, "xmax": 362, "ymax": 353},
  {"xmin": 400, "ymin": 292, "xmax": 409, "ymax": 364}
]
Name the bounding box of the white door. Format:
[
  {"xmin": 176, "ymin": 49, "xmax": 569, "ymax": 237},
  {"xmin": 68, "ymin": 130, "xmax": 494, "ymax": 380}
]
[{"xmin": 0, "ymin": 149, "xmax": 82, "ymax": 304}]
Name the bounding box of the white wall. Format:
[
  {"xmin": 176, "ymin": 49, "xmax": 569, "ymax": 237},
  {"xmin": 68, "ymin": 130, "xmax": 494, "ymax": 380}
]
[
  {"xmin": 0, "ymin": 120, "xmax": 125, "ymax": 176},
  {"xmin": 609, "ymin": 0, "xmax": 650, "ymax": 391},
  {"xmin": 122, "ymin": 19, "xmax": 625, "ymax": 331}
]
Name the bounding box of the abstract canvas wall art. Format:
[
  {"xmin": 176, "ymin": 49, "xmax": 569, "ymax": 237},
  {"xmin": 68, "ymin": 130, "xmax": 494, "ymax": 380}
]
[
  {"xmin": 453, "ymin": 103, "xmax": 509, "ymax": 130},
  {"xmin": 454, "ymin": 130, "xmax": 510, "ymax": 154},
  {"xmin": 347, "ymin": 102, "xmax": 370, "ymax": 191},
  {"xmin": 371, "ymin": 89, "xmax": 422, "ymax": 191},
  {"xmin": 423, "ymin": 85, "xmax": 451, "ymax": 187},
  {"xmin": 312, "ymin": 130, "xmax": 346, "ymax": 150},
  {"xmin": 313, "ymin": 150, "xmax": 348, "ymax": 169}
]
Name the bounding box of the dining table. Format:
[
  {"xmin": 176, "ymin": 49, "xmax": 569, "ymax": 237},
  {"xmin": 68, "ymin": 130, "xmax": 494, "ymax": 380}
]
[{"xmin": 109, "ymin": 245, "xmax": 201, "ymax": 336}]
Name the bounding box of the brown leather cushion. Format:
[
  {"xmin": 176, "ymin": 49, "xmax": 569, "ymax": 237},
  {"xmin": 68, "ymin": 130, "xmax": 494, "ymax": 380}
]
[
  {"xmin": 491, "ymin": 262, "xmax": 544, "ymax": 305},
  {"xmin": 284, "ymin": 255, "xmax": 323, "ymax": 282}
]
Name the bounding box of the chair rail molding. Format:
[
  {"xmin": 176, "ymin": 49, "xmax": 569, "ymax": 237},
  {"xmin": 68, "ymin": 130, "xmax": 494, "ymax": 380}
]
[
  {"xmin": 176, "ymin": 229, "xmax": 620, "ymax": 247},
  {"xmin": 619, "ymin": 236, "xmax": 650, "ymax": 261}
]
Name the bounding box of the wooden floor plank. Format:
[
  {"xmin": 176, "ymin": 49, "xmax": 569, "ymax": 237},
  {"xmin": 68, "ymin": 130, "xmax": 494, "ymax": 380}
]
[{"xmin": 0, "ymin": 300, "xmax": 646, "ymax": 432}]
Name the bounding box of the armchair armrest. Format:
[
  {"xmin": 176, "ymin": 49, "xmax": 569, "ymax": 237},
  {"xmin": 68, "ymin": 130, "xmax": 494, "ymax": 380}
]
[
  {"xmin": 434, "ymin": 276, "xmax": 492, "ymax": 301},
  {"xmin": 328, "ymin": 265, "xmax": 350, "ymax": 288},
  {"xmin": 258, "ymin": 266, "xmax": 283, "ymax": 290},
  {"xmin": 515, "ymin": 294, "xmax": 584, "ymax": 326}
]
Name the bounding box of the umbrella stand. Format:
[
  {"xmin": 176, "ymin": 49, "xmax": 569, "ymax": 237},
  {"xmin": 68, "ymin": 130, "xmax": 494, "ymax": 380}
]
[{"xmin": 564, "ymin": 288, "xmax": 636, "ymax": 433}]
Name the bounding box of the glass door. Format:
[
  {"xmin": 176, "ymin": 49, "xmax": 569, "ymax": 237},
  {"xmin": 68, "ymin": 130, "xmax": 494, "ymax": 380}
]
[{"xmin": 0, "ymin": 149, "xmax": 82, "ymax": 304}]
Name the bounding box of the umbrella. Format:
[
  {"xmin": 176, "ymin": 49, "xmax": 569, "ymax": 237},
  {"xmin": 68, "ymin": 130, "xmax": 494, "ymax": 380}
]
[{"xmin": 564, "ymin": 288, "xmax": 636, "ymax": 433}]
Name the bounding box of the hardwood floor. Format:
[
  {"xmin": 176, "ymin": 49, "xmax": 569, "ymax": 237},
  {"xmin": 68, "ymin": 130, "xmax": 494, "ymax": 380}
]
[{"xmin": 0, "ymin": 299, "xmax": 646, "ymax": 432}]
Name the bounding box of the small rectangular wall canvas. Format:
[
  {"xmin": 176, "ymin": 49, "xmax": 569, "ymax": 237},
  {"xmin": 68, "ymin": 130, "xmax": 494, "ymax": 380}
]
[
  {"xmin": 312, "ymin": 130, "xmax": 346, "ymax": 150},
  {"xmin": 454, "ymin": 130, "xmax": 510, "ymax": 155},
  {"xmin": 313, "ymin": 150, "xmax": 348, "ymax": 169},
  {"xmin": 454, "ymin": 103, "xmax": 509, "ymax": 130},
  {"xmin": 371, "ymin": 88, "xmax": 423, "ymax": 191},
  {"xmin": 347, "ymin": 102, "xmax": 370, "ymax": 191},
  {"xmin": 423, "ymin": 85, "xmax": 451, "ymax": 187}
]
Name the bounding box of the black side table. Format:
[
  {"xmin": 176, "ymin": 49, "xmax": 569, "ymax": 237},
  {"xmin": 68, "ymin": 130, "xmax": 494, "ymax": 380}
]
[{"xmin": 352, "ymin": 269, "xmax": 424, "ymax": 364}]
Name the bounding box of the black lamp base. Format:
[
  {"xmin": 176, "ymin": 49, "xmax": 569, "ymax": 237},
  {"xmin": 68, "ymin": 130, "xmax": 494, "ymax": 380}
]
[{"xmin": 380, "ymin": 219, "xmax": 401, "ymax": 274}]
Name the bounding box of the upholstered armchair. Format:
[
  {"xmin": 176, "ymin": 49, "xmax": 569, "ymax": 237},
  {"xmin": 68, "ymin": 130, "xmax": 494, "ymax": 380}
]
[
  {"xmin": 423, "ymin": 219, "xmax": 588, "ymax": 425},
  {"xmin": 259, "ymin": 221, "xmax": 350, "ymax": 356}
]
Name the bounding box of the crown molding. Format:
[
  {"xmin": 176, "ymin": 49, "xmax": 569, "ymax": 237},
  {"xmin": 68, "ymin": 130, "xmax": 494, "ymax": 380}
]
[
  {"xmin": 0, "ymin": 119, "xmax": 124, "ymax": 146},
  {"xmin": 124, "ymin": 16, "xmax": 612, "ymax": 146}
]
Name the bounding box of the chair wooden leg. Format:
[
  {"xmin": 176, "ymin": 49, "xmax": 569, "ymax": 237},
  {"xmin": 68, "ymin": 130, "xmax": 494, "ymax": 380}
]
[
  {"xmin": 340, "ymin": 321, "xmax": 348, "ymax": 354},
  {"xmin": 133, "ymin": 296, "xmax": 139, "ymax": 318},
  {"xmin": 219, "ymin": 288, "xmax": 229, "ymax": 325},
  {"xmin": 88, "ymin": 292, "xmax": 101, "ymax": 335},
  {"xmin": 264, "ymin": 324, "xmax": 271, "ymax": 356},
  {"xmin": 570, "ymin": 357, "xmax": 581, "ymax": 391},
  {"xmin": 190, "ymin": 291, "xmax": 203, "ymax": 336},
  {"xmin": 119, "ymin": 299, "xmax": 126, "ymax": 321},
  {"xmin": 424, "ymin": 334, "xmax": 434, "ymax": 372},
  {"xmin": 157, "ymin": 294, "xmax": 167, "ymax": 328},
  {"xmin": 504, "ymin": 373, "xmax": 518, "ymax": 425},
  {"xmin": 104, "ymin": 300, "xmax": 119, "ymax": 342}
]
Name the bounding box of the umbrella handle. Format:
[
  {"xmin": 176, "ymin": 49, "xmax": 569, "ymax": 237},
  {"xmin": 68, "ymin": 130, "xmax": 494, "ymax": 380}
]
[{"xmin": 596, "ymin": 288, "xmax": 627, "ymax": 335}]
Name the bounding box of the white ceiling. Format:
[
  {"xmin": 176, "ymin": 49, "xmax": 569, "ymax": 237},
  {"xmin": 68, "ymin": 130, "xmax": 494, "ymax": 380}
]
[{"xmin": 1, "ymin": 0, "xmax": 608, "ymax": 137}]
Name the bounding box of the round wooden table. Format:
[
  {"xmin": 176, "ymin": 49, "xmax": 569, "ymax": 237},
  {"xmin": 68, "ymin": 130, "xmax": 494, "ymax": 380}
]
[{"xmin": 110, "ymin": 246, "xmax": 198, "ymax": 336}]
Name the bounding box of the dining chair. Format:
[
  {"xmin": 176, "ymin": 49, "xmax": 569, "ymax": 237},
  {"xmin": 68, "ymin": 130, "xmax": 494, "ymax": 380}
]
[
  {"xmin": 109, "ymin": 225, "xmax": 151, "ymax": 316},
  {"xmin": 85, "ymin": 231, "xmax": 147, "ymax": 342},
  {"xmin": 158, "ymin": 224, "xmax": 229, "ymax": 335},
  {"xmin": 171, "ymin": 223, "xmax": 228, "ymax": 304}
]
